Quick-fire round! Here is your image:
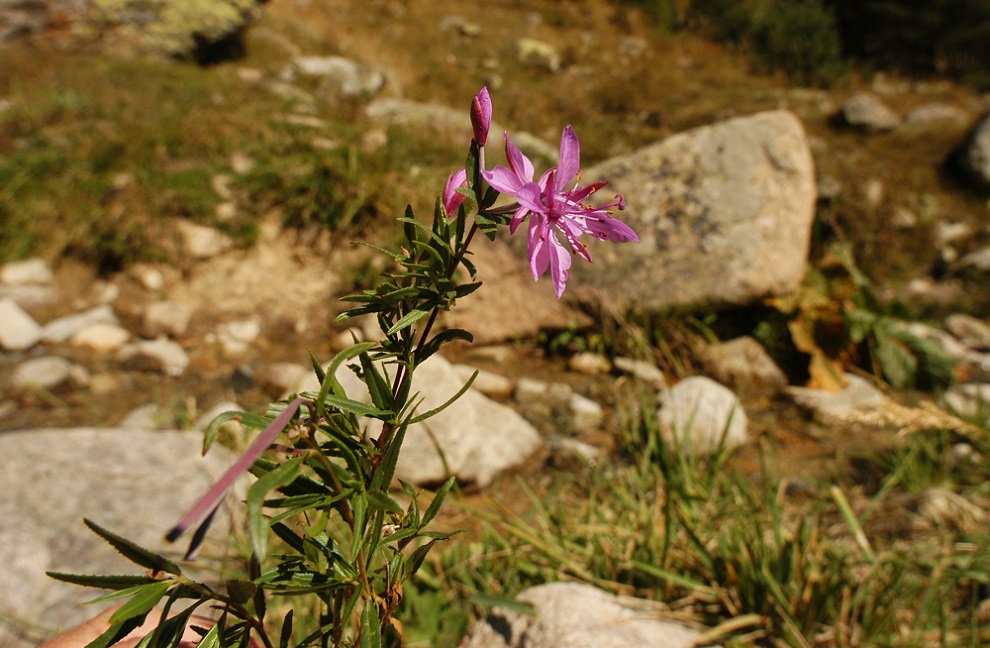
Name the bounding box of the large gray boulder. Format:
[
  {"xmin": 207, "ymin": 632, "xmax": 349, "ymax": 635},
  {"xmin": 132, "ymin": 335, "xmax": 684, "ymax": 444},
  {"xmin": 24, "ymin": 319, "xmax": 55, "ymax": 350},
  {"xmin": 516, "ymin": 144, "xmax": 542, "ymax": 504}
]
[
  {"xmin": 573, "ymin": 110, "xmax": 816, "ymax": 312},
  {"xmin": 459, "ymin": 582, "xmax": 706, "ymax": 648},
  {"xmin": 0, "ymin": 428, "xmax": 240, "ymax": 647}
]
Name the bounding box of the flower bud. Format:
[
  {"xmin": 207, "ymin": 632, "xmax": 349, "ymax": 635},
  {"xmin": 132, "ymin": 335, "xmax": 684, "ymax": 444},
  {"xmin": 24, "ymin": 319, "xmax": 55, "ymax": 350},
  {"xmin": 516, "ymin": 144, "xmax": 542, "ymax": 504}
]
[{"xmin": 470, "ymin": 86, "xmax": 492, "ymax": 146}]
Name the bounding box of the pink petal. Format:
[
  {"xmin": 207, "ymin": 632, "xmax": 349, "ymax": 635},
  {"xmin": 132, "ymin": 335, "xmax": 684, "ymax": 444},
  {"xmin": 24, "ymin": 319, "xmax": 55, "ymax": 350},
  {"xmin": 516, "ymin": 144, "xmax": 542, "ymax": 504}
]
[
  {"xmin": 583, "ymin": 212, "xmax": 640, "ymax": 242},
  {"xmin": 505, "ymin": 133, "xmax": 535, "ymax": 183},
  {"xmin": 482, "ymin": 166, "xmax": 526, "ymax": 194},
  {"xmin": 443, "ymin": 168, "xmax": 468, "ymax": 215},
  {"xmin": 547, "ymin": 235, "xmax": 572, "ymax": 299},
  {"xmin": 528, "ymin": 213, "xmax": 551, "ymax": 281},
  {"xmin": 556, "ymin": 126, "xmax": 581, "ymax": 193},
  {"xmin": 516, "ymin": 182, "xmax": 547, "ymax": 215}
]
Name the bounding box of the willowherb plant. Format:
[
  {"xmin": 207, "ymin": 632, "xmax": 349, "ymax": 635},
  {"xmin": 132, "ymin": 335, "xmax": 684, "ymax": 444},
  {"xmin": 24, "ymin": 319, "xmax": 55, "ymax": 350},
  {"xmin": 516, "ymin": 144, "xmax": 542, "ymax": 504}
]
[{"xmin": 47, "ymin": 87, "xmax": 638, "ymax": 648}]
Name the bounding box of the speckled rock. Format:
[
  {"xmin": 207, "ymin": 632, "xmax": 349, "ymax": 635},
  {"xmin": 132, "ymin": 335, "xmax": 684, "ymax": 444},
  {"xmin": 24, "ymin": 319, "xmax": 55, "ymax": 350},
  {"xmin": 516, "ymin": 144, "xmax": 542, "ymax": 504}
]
[{"xmin": 573, "ymin": 111, "xmax": 816, "ymax": 312}]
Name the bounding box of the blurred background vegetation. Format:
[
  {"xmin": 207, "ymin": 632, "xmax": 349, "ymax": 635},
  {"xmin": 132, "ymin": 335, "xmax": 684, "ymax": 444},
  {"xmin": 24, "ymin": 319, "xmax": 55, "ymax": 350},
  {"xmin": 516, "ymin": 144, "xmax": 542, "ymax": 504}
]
[{"xmin": 628, "ymin": 0, "xmax": 990, "ymax": 88}]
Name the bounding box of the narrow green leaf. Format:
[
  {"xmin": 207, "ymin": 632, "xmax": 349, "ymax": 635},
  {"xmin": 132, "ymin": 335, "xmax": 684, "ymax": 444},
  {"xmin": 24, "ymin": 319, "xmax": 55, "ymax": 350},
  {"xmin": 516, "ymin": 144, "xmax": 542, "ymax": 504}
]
[
  {"xmin": 406, "ymin": 539, "xmax": 439, "ymax": 577},
  {"xmin": 143, "ymin": 597, "xmax": 197, "ymax": 648},
  {"xmin": 386, "ymin": 309, "xmax": 430, "ymax": 337},
  {"xmin": 405, "ymin": 371, "xmax": 476, "ymax": 425},
  {"xmin": 82, "ymin": 615, "xmax": 148, "ymax": 648},
  {"xmin": 350, "ymin": 494, "xmax": 369, "ymax": 563},
  {"xmin": 371, "ymin": 423, "xmax": 407, "ymax": 493},
  {"xmin": 108, "ymin": 580, "xmax": 171, "ymax": 625},
  {"xmin": 630, "ymin": 560, "xmax": 718, "ymax": 595},
  {"xmin": 46, "ymin": 572, "xmax": 163, "ymax": 590},
  {"xmin": 360, "ymin": 352, "xmax": 394, "ymax": 412},
  {"xmin": 322, "ymin": 394, "xmax": 391, "ymax": 418},
  {"xmin": 421, "ymin": 476, "xmax": 456, "ymax": 526},
  {"xmin": 398, "ymin": 217, "xmax": 448, "ymax": 250},
  {"xmin": 314, "ymin": 342, "xmax": 377, "ymax": 422},
  {"xmin": 308, "ymin": 348, "xmax": 327, "ymax": 384},
  {"xmin": 416, "ymin": 329, "xmax": 474, "ymax": 366},
  {"xmin": 280, "ymin": 610, "xmax": 294, "ymax": 648},
  {"xmin": 84, "ymin": 519, "xmax": 182, "ymax": 576},
  {"xmin": 360, "ymin": 602, "xmax": 382, "ymax": 648},
  {"xmin": 203, "ymin": 410, "xmax": 269, "ymax": 455},
  {"xmin": 481, "ymin": 185, "xmax": 500, "ymax": 209},
  {"xmin": 195, "ymin": 622, "xmax": 221, "ymax": 648},
  {"xmin": 460, "ymin": 256, "xmax": 477, "ymax": 281},
  {"xmin": 402, "ymin": 204, "xmax": 417, "ymax": 245},
  {"xmin": 247, "ymin": 457, "xmax": 304, "ymax": 561},
  {"xmin": 271, "ymin": 522, "xmax": 306, "ymax": 553}
]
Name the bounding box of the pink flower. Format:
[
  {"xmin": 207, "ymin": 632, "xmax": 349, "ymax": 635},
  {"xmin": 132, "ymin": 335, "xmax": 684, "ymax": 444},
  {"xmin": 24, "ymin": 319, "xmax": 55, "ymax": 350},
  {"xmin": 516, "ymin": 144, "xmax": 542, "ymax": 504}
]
[
  {"xmin": 484, "ymin": 125, "xmax": 637, "ymax": 299},
  {"xmin": 442, "ymin": 168, "xmax": 468, "ymax": 215},
  {"xmin": 470, "ymin": 87, "xmax": 492, "ymax": 146},
  {"xmin": 482, "ymin": 132, "xmax": 546, "ymax": 230}
]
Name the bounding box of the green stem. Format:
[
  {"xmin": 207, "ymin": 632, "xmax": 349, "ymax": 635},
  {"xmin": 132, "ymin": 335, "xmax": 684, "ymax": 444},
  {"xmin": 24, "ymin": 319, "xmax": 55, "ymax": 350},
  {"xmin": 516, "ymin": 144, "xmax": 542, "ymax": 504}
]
[{"xmin": 379, "ymin": 219, "xmax": 480, "ymax": 454}]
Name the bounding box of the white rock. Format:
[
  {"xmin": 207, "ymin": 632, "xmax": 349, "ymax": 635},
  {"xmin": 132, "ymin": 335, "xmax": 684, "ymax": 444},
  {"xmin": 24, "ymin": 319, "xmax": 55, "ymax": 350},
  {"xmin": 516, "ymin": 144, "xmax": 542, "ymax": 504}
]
[
  {"xmin": 568, "ymin": 393, "xmax": 605, "ymax": 431},
  {"xmin": 515, "ymin": 377, "xmax": 573, "ymax": 405},
  {"xmin": 461, "ymin": 583, "xmax": 700, "ymax": 648},
  {"xmin": 263, "ymin": 362, "xmax": 310, "ymax": 397},
  {"xmin": 69, "ymin": 322, "xmax": 130, "ymax": 352},
  {"xmin": 0, "ymin": 258, "xmax": 52, "ymax": 285},
  {"xmin": 9, "ymin": 356, "xmax": 73, "ymax": 393},
  {"xmin": 786, "ymin": 373, "xmax": 890, "ymax": 424},
  {"xmin": 329, "ymin": 356, "xmax": 543, "ymax": 488},
  {"xmin": 143, "ymin": 301, "xmax": 195, "ymax": 339},
  {"xmin": 841, "ymin": 92, "xmax": 900, "ymax": 130},
  {"xmin": 942, "ymin": 383, "xmax": 990, "ymax": 423},
  {"xmin": 230, "ymin": 151, "xmax": 255, "ymax": 174},
  {"xmin": 0, "ymin": 298, "xmax": 42, "ymax": 351},
  {"xmin": 905, "ymin": 102, "xmax": 967, "ymax": 125},
  {"xmin": 700, "ymin": 336, "xmax": 788, "ymax": 397},
  {"xmin": 658, "ymin": 376, "xmax": 749, "ymax": 454},
  {"xmin": 129, "ymin": 263, "xmax": 166, "ymax": 291},
  {"xmin": 118, "ymin": 403, "xmax": 167, "ymax": 429},
  {"xmin": 546, "ymin": 436, "xmax": 604, "ymax": 468},
  {"xmin": 453, "ymin": 364, "xmax": 514, "ymax": 399},
  {"xmin": 119, "ymin": 338, "xmax": 190, "ymax": 376},
  {"xmin": 960, "ymin": 246, "xmax": 990, "ymax": 271},
  {"xmin": 217, "ymin": 319, "xmax": 261, "ymax": 356},
  {"xmin": 613, "ymin": 357, "xmax": 666, "ymax": 390},
  {"xmin": 568, "ymin": 351, "xmax": 611, "ymax": 375},
  {"xmin": 42, "ymin": 305, "xmax": 118, "ymax": 344},
  {"xmin": 195, "ymin": 401, "xmax": 243, "ymax": 437},
  {"xmin": 0, "ymin": 283, "xmax": 57, "ymax": 308},
  {"xmin": 175, "ymin": 220, "xmax": 234, "ymax": 259},
  {"xmin": 946, "ymin": 313, "xmax": 990, "ymax": 350}
]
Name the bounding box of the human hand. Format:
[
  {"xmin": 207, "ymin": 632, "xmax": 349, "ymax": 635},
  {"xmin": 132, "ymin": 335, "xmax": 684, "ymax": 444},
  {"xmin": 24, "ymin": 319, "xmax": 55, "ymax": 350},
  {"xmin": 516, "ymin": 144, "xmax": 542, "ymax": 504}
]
[{"xmin": 39, "ymin": 605, "xmax": 262, "ymax": 648}]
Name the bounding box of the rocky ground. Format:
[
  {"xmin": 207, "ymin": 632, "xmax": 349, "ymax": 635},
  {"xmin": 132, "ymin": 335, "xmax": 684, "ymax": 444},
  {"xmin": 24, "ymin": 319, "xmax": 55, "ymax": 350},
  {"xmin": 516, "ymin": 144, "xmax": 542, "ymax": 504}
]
[{"xmin": 4, "ymin": 0, "xmax": 990, "ymax": 645}]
